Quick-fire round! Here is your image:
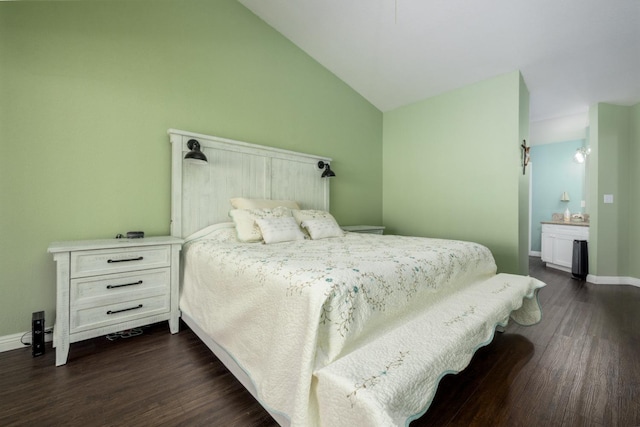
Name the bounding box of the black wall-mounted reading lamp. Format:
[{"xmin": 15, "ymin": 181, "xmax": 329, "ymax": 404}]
[
  {"xmin": 184, "ymin": 139, "xmax": 208, "ymax": 164},
  {"xmin": 318, "ymin": 161, "xmax": 335, "ymax": 178}
]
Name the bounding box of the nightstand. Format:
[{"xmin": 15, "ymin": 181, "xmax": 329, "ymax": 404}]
[
  {"xmin": 48, "ymin": 236, "xmax": 183, "ymax": 366},
  {"xmin": 341, "ymin": 225, "xmax": 386, "ymax": 235}
]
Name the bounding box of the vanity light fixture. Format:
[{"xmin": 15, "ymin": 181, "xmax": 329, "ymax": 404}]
[
  {"xmin": 573, "ymin": 147, "xmax": 591, "ymax": 164},
  {"xmin": 184, "ymin": 139, "xmax": 208, "ymax": 164},
  {"xmin": 318, "ymin": 161, "xmax": 335, "ymax": 178}
]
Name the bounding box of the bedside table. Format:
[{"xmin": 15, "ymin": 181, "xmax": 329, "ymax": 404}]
[
  {"xmin": 48, "ymin": 236, "xmax": 183, "ymax": 366},
  {"xmin": 341, "ymin": 225, "xmax": 386, "ymax": 235}
]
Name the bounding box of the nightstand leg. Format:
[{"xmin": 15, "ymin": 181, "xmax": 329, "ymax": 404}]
[
  {"xmin": 55, "ymin": 340, "xmax": 69, "ymax": 366},
  {"xmin": 53, "ymin": 252, "xmax": 70, "ymax": 366},
  {"xmin": 169, "ymin": 246, "xmax": 181, "ymax": 334},
  {"xmin": 169, "ymin": 316, "xmax": 179, "ymax": 334}
]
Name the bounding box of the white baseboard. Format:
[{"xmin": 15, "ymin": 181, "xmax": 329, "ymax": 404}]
[
  {"xmin": 529, "ymin": 251, "xmax": 541, "ymax": 257},
  {"xmin": 586, "ymin": 275, "xmax": 640, "ymax": 288},
  {"xmin": 537, "ymin": 258, "xmax": 640, "ymax": 288},
  {"xmin": 0, "ymin": 328, "xmax": 53, "ymax": 353}
]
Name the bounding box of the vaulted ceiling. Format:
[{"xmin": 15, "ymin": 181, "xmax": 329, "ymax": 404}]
[{"xmin": 239, "ymin": 0, "xmax": 640, "ymax": 123}]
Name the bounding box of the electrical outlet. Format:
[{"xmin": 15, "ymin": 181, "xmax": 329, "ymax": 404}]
[{"xmin": 604, "ymin": 194, "xmax": 614, "ymax": 204}]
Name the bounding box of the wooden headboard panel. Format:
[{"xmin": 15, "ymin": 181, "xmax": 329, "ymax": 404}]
[{"xmin": 169, "ymin": 129, "xmax": 332, "ymax": 239}]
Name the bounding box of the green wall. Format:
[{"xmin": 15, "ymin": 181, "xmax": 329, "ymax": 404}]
[
  {"xmin": 630, "ymin": 104, "xmax": 640, "ymax": 279},
  {"xmin": 588, "ymin": 102, "xmax": 639, "ymax": 278},
  {"xmin": 595, "ymin": 104, "xmax": 630, "ymax": 276},
  {"xmin": 382, "ymin": 71, "xmax": 529, "ymax": 274},
  {"xmin": 587, "ymin": 105, "xmax": 600, "ymax": 275},
  {"xmin": 0, "ymin": 1, "xmax": 382, "ymax": 336}
]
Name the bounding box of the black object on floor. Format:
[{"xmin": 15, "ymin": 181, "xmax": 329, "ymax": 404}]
[{"xmin": 572, "ymin": 239, "xmax": 588, "ymax": 280}]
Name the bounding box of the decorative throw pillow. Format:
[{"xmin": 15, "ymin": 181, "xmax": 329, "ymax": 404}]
[
  {"xmin": 229, "ymin": 206, "xmax": 292, "ymax": 242},
  {"xmin": 292, "ymin": 209, "xmax": 341, "ymax": 238},
  {"xmin": 255, "ymin": 217, "xmax": 305, "ymax": 244},
  {"xmin": 300, "ymin": 217, "xmax": 345, "ymax": 240},
  {"xmin": 291, "ymin": 209, "xmax": 336, "ymax": 226},
  {"xmin": 230, "ymin": 197, "xmax": 300, "ymax": 210}
]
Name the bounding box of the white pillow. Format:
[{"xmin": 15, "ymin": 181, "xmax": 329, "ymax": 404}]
[
  {"xmin": 255, "ymin": 217, "xmax": 305, "ymax": 244},
  {"xmin": 184, "ymin": 222, "xmax": 236, "ymax": 243},
  {"xmin": 230, "ymin": 197, "xmax": 300, "ymax": 210},
  {"xmin": 300, "ymin": 217, "xmax": 345, "ymax": 240},
  {"xmin": 292, "ymin": 209, "xmax": 340, "ymax": 237},
  {"xmin": 292, "ymin": 209, "xmax": 337, "ymax": 226},
  {"xmin": 229, "ymin": 206, "xmax": 292, "ymax": 242}
]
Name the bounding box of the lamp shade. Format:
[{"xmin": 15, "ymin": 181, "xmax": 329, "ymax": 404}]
[
  {"xmin": 185, "ymin": 139, "xmax": 208, "ymax": 164},
  {"xmin": 318, "ymin": 161, "xmax": 335, "ymax": 178},
  {"xmin": 321, "ymin": 165, "xmax": 335, "ymax": 178},
  {"xmin": 561, "ymin": 192, "xmax": 570, "ymax": 202}
]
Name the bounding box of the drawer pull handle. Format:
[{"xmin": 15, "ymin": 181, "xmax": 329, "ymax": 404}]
[
  {"xmin": 107, "ymin": 304, "xmax": 143, "ymax": 315},
  {"xmin": 106, "ymin": 280, "xmax": 143, "ymax": 289},
  {"xmin": 107, "ymin": 256, "xmax": 144, "ymax": 264}
]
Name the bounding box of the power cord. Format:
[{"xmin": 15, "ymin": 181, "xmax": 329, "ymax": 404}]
[
  {"xmin": 20, "ymin": 331, "xmax": 30, "ymax": 346},
  {"xmin": 21, "ymin": 326, "xmax": 144, "ymax": 345},
  {"xmin": 106, "ymin": 328, "xmax": 144, "ymax": 341},
  {"xmin": 21, "ymin": 328, "xmax": 53, "ymax": 346}
]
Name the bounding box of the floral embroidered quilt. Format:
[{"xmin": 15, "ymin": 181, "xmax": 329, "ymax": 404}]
[{"xmin": 180, "ymin": 225, "xmax": 544, "ymax": 426}]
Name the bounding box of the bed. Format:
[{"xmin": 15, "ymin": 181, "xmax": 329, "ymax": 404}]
[{"xmin": 168, "ymin": 129, "xmax": 545, "ymax": 427}]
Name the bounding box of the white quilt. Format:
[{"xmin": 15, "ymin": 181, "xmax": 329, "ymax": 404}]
[{"xmin": 180, "ymin": 224, "xmax": 545, "ymax": 426}]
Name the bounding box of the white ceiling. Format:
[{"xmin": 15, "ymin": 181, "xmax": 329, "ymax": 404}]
[{"xmin": 239, "ymin": 0, "xmax": 640, "ymax": 123}]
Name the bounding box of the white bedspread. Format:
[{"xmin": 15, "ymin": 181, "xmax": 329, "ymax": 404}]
[{"xmin": 180, "ymin": 225, "xmax": 544, "ymax": 426}]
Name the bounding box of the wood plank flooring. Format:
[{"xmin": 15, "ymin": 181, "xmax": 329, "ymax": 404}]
[{"xmin": 1, "ymin": 257, "xmax": 638, "ymax": 426}]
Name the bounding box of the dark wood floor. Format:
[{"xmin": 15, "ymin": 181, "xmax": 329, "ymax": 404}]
[{"xmin": 1, "ymin": 257, "xmax": 639, "ymax": 426}]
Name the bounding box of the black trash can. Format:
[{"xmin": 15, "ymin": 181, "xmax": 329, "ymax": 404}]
[{"xmin": 572, "ymin": 240, "xmax": 588, "ymax": 280}]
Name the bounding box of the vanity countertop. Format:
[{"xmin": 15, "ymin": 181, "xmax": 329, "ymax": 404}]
[{"xmin": 541, "ymin": 220, "xmax": 589, "ymax": 227}]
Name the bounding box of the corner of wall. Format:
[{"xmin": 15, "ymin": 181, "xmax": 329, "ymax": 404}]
[
  {"xmin": 587, "ymin": 104, "xmax": 599, "ymax": 276},
  {"xmin": 518, "ymin": 71, "xmax": 531, "ymax": 275}
]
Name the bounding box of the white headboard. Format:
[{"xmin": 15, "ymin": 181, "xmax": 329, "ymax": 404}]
[{"xmin": 169, "ymin": 129, "xmax": 332, "ymax": 239}]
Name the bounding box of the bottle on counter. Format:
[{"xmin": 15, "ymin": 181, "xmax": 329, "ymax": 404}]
[{"xmin": 564, "ymin": 207, "xmax": 571, "ymax": 222}]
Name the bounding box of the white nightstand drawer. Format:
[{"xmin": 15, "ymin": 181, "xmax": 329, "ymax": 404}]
[
  {"xmin": 70, "ymin": 294, "xmax": 170, "ymax": 334},
  {"xmin": 71, "ymin": 245, "xmax": 171, "ymax": 278},
  {"xmin": 70, "ymin": 268, "xmax": 170, "ymax": 305}
]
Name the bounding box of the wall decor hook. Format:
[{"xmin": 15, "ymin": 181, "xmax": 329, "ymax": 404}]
[{"xmin": 521, "ymin": 139, "xmax": 530, "ymax": 175}]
